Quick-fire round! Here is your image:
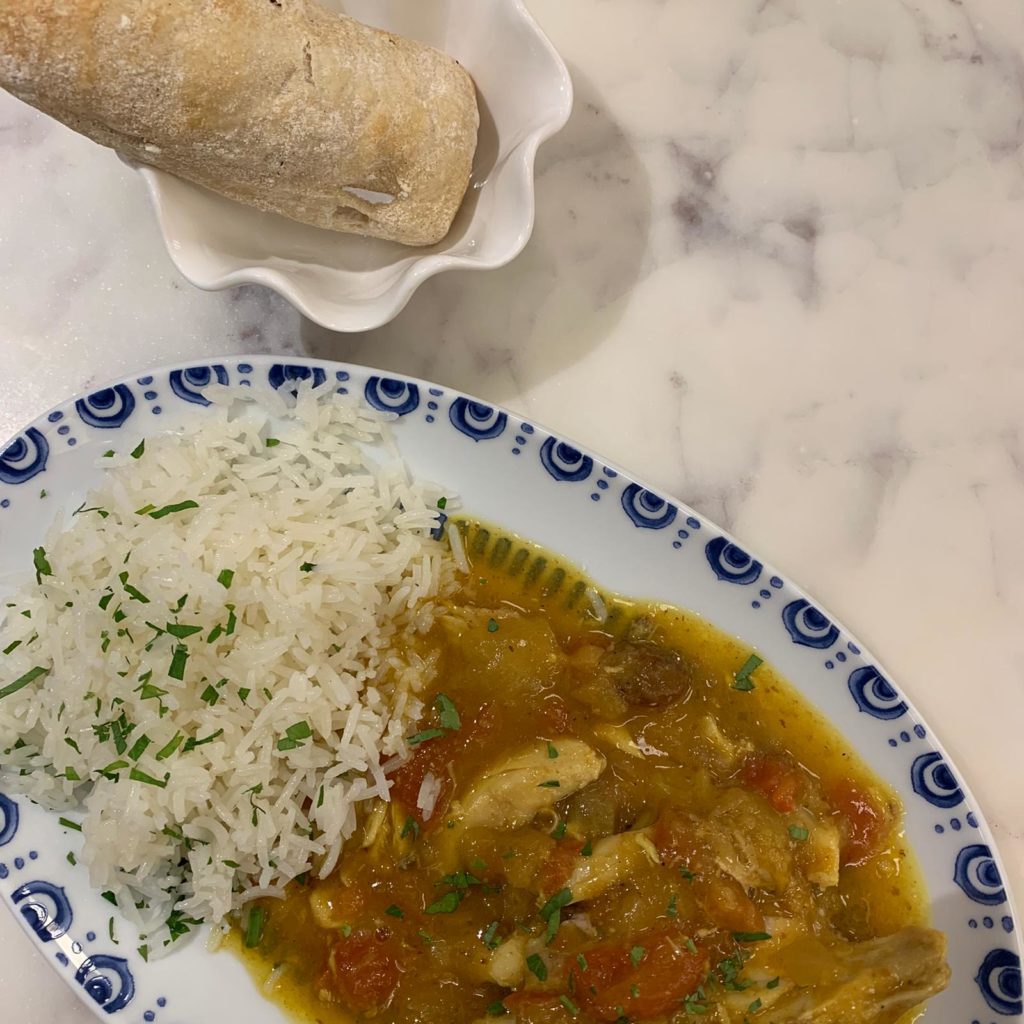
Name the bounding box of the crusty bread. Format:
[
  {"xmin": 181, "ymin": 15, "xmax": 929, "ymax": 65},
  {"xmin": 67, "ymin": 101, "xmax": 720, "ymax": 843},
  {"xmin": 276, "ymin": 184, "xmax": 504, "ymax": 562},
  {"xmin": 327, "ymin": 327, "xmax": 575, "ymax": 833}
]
[{"xmin": 0, "ymin": 0, "xmax": 480, "ymax": 245}]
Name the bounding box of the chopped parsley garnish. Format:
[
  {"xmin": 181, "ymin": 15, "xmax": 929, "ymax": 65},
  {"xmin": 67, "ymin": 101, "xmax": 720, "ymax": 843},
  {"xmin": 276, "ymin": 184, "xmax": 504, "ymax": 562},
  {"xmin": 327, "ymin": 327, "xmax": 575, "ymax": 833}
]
[
  {"xmin": 155, "ymin": 733, "xmax": 182, "ymax": 760},
  {"xmin": 748, "ymin": 998, "xmax": 763, "ymax": 1013},
  {"xmin": 486, "ymin": 1002, "xmax": 507, "ymax": 1018},
  {"xmin": 118, "ymin": 572, "xmax": 150, "ymax": 604},
  {"xmin": 168, "ymin": 644, "xmax": 189, "ymax": 680},
  {"xmin": 486, "ymin": 617, "xmax": 499, "ymax": 633},
  {"xmin": 526, "ymin": 953, "xmax": 548, "ymax": 982},
  {"xmin": 225, "ymin": 605, "xmax": 237, "ymax": 636},
  {"xmin": 667, "ymin": 893, "xmax": 678, "ymax": 918},
  {"xmin": 538, "ymin": 779, "xmax": 561, "ymax": 788},
  {"xmin": 679, "ymin": 867, "xmax": 695, "ymax": 880},
  {"xmin": 425, "ymin": 891, "xmax": 464, "ymax": 914},
  {"xmin": 418, "ymin": 929, "xmax": 434, "ymax": 946},
  {"xmin": 339, "ymin": 923, "xmax": 352, "ymax": 937},
  {"xmin": 630, "ymin": 945, "xmax": 646, "ymax": 966},
  {"xmin": 200, "ymin": 684, "xmax": 219, "ymax": 706},
  {"xmin": 277, "ymin": 720, "xmax": 313, "ymax": 751},
  {"xmin": 129, "ymin": 767, "xmax": 169, "ymax": 788},
  {"xmin": 385, "ymin": 904, "xmax": 404, "ymax": 919},
  {"xmin": 166, "ymin": 909, "xmax": 202, "ymax": 942},
  {"xmin": 581, "ymin": 839, "xmax": 593, "ymax": 857},
  {"xmin": 217, "ymin": 569, "xmax": 235, "ymax": 589},
  {"xmin": 547, "ymin": 742, "xmax": 559, "ymax": 759},
  {"xmin": 788, "ymin": 825, "xmax": 809, "ymax": 842},
  {"xmin": 66, "ymin": 851, "xmax": 76, "ymax": 866},
  {"xmin": 32, "ymin": 547, "xmax": 52, "ymax": 583},
  {"xmin": 127, "ymin": 735, "xmax": 151, "ymax": 761},
  {"xmin": 98, "ymin": 759, "xmax": 129, "ymax": 780},
  {"xmin": 407, "ymin": 728, "xmax": 446, "ymax": 746},
  {"xmin": 265, "ymin": 438, "xmax": 281, "ymax": 448},
  {"xmin": 732, "ymin": 931, "xmax": 772, "ymax": 943},
  {"xmin": 732, "ymin": 653, "xmax": 763, "ymax": 691},
  {"xmin": 437, "ymin": 497, "xmax": 448, "ymax": 510},
  {"xmin": 64, "ymin": 737, "xmax": 80, "ymax": 754},
  {"xmin": 552, "ymin": 820, "xmax": 567, "ymax": 840},
  {"xmin": 2, "ymin": 639, "xmax": 22, "ymax": 655},
  {"xmin": 183, "ymin": 728, "xmax": 222, "ymax": 752},
  {"xmin": 434, "ymin": 693, "xmax": 461, "ymax": 730},
  {"xmin": 538, "ymin": 887, "xmax": 572, "ymax": 944},
  {"xmin": 0, "ymin": 665, "xmax": 48, "ymax": 700},
  {"xmin": 481, "ymin": 920, "xmax": 501, "ymax": 949},
  {"xmin": 166, "ymin": 623, "xmax": 202, "ymax": 639},
  {"xmin": 58, "ymin": 816, "xmax": 82, "ymax": 832},
  {"xmin": 766, "ymin": 977, "xmax": 780, "ymax": 989},
  {"xmin": 244, "ymin": 906, "xmax": 266, "ymax": 948},
  {"xmin": 400, "ymin": 815, "xmax": 420, "ymax": 841},
  {"xmin": 560, "ymin": 995, "xmax": 580, "ymax": 1016},
  {"xmin": 576, "ymin": 953, "xmax": 588, "ymax": 972},
  {"xmin": 130, "ymin": 440, "xmax": 145, "ymax": 460},
  {"xmin": 148, "ymin": 500, "xmax": 200, "ymax": 520},
  {"xmin": 101, "ymin": 891, "xmax": 117, "ymax": 906},
  {"xmin": 239, "ymin": 687, "xmax": 251, "ymax": 704},
  {"xmin": 64, "ymin": 767, "xmax": 81, "ymax": 782}
]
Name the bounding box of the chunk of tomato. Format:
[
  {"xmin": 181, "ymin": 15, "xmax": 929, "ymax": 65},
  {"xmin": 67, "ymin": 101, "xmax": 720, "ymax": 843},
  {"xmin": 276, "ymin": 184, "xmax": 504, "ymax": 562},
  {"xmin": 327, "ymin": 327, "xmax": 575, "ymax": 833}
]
[
  {"xmin": 572, "ymin": 925, "xmax": 707, "ymax": 1021},
  {"xmin": 828, "ymin": 778, "xmax": 892, "ymax": 866},
  {"xmin": 740, "ymin": 754, "xmax": 802, "ymax": 814},
  {"xmin": 388, "ymin": 705, "xmax": 495, "ymax": 829},
  {"xmin": 535, "ymin": 839, "xmax": 585, "ymax": 897},
  {"xmin": 320, "ymin": 931, "xmax": 400, "ymax": 1012}
]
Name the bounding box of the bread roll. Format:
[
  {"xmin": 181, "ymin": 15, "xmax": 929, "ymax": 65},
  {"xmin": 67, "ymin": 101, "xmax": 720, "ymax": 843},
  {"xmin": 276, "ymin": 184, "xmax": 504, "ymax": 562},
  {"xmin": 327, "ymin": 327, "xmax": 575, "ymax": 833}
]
[{"xmin": 0, "ymin": 0, "xmax": 480, "ymax": 245}]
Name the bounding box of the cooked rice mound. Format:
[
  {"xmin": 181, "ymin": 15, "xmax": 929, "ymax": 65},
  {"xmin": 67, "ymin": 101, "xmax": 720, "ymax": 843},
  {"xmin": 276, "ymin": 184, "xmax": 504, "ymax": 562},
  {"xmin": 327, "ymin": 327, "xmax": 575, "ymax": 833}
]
[{"xmin": 0, "ymin": 382, "xmax": 453, "ymax": 950}]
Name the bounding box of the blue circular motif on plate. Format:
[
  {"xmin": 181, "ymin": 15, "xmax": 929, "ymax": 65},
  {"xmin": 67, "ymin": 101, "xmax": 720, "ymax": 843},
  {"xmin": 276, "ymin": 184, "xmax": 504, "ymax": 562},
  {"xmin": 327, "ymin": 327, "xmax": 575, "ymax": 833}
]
[
  {"xmin": 781, "ymin": 599, "xmax": 839, "ymax": 649},
  {"xmin": 975, "ymin": 948, "xmax": 1022, "ymax": 1016},
  {"xmin": 621, "ymin": 484, "xmax": 677, "ymax": 529},
  {"xmin": 169, "ymin": 365, "xmax": 229, "ymax": 406},
  {"xmin": 847, "ymin": 665, "xmax": 907, "ymax": 720},
  {"xmin": 0, "ymin": 794, "xmax": 18, "ymax": 846},
  {"xmin": 75, "ymin": 385, "xmax": 136, "ymax": 429},
  {"xmin": 12, "ymin": 880, "xmax": 72, "ymax": 941},
  {"xmin": 540, "ymin": 437, "xmax": 593, "ymax": 483},
  {"xmin": 449, "ymin": 398, "xmax": 508, "ymax": 441},
  {"xmin": 910, "ymin": 751, "xmax": 964, "ymax": 809},
  {"xmin": 268, "ymin": 364, "xmax": 327, "ymax": 391},
  {"xmin": 363, "ymin": 376, "xmax": 420, "ymax": 416},
  {"xmin": 76, "ymin": 954, "xmax": 135, "ymax": 1014},
  {"xmin": 0, "ymin": 428, "xmax": 49, "ymax": 484},
  {"xmin": 955, "ymin": 845, "xmax": 1006, "ymax": 906},
  {"xmin": 704, "ymin": 537, "xmax": 763, "ymax": 585}
]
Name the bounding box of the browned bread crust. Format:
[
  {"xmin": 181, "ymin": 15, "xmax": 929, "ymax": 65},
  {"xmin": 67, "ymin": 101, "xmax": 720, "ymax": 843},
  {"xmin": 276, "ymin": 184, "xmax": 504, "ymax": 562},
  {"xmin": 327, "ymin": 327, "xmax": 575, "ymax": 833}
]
[{"xmin": 0, "ymin": 0, "xmax": 480, "ymax": 245}]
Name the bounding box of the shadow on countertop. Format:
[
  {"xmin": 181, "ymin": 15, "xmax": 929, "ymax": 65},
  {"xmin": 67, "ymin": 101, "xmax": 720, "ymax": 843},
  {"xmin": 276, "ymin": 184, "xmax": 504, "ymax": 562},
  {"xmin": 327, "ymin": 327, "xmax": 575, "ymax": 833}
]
[{"xmin": 299, "ymin": 64, "xmax": 652, "ymax": 403}]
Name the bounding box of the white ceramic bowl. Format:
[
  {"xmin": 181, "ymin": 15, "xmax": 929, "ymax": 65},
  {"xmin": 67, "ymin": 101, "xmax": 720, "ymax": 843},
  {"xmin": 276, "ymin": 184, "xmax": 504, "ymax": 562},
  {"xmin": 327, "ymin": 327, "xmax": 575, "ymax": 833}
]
[{"xmin": 136, "ymin": 0, "xmax": 572, "ymax": 333}]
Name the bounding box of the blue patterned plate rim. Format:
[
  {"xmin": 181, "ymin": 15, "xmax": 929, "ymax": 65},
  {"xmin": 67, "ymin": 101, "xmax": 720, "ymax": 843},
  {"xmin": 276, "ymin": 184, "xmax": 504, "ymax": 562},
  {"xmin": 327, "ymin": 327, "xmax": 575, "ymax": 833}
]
[{"xmin": 0, "ymin": 355, "xmax": 1019, "ymax": 1024}]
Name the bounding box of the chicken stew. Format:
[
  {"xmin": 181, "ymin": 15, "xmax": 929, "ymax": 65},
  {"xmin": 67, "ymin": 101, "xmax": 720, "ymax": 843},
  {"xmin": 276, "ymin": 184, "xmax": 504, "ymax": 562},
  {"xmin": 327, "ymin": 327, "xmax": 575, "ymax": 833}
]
[{"xmin": 229, "ymin": 523, "xmax": 950, "ymax": 1024}]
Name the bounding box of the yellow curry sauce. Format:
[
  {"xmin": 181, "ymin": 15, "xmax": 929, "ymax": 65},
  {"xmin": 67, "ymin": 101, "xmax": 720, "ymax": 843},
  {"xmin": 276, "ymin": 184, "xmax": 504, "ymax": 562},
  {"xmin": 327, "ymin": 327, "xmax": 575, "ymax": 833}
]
[{"xmin": 227, "ymin": 522, "xmax": 947, "ymax": 1024}]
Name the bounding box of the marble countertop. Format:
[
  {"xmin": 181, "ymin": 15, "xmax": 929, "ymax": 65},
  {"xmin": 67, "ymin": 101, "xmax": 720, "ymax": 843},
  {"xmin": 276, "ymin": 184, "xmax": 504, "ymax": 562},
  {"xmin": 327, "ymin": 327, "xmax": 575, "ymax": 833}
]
[{"xmin": 2, "ymin": 0, "xmax": 1024, "ymax": 1019}]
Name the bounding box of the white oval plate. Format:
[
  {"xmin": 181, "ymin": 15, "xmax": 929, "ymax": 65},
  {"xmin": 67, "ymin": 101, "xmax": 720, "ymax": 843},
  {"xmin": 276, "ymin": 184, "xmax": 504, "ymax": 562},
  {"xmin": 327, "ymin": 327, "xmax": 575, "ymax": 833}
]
[{"xmin": 0, "ymin": 357, "xmax": 1020, "ymax": 1024}]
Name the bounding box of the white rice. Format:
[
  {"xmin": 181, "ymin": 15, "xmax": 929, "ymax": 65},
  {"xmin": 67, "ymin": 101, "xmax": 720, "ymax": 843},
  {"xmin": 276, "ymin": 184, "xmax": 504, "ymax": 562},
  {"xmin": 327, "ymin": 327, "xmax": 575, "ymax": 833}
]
[{"xmin": 0, "ymin": 381, "xmax": 455, "ymax": 951}]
